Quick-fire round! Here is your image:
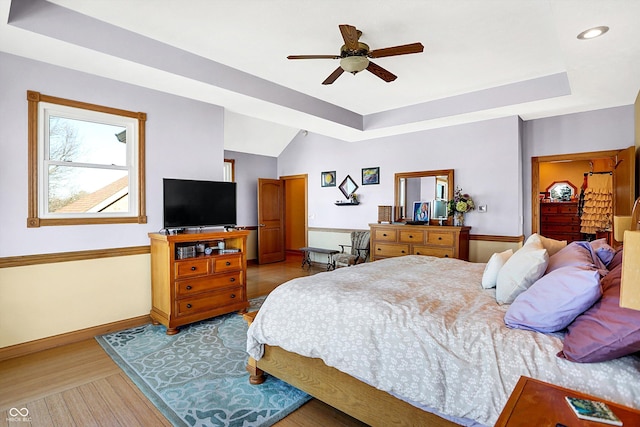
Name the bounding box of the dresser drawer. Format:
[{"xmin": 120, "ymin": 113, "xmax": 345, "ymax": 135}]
[
  {"xmin": 373, "ymin": 228, "xmax": 397, "ymax": 242},
  {"xmin": 214, "ymin": 255, "xmax": 242, "ymax": 272},
  {"xmin": 399, "ymin": 230, "xmax": 424, "ymax": 243},
  {"xmin": 176, "ymin": 286, "xmax": 244, "ymax": 317},
  {"xmin": 175, "ymin": 258, "xmax": 210, "ymax": 279},
  {"xmin": 541, "ymin": 223, "xmax": 581, "ymax": 233},
  {"xmin": 426, "ymin": 231, "xmax": 455, "ymax": 246},
  {"xmin": 541, "ymin": 203, "xmax": 579, "ymax": 215},
  {"xmin": 413, "ymin": 245, "xmax": 455, "ymax": 258},
  {"xmin": 540, "ymin": 205, "xmax": 558, "ymax": 214},
  {"xmin": 373, "ymin": 243, "xmax": 410, "ymax": 257},
  {"xmin": 176, "ymin": 272, "xmax": 243, "ymax": 297},
  {"xmin": 541, "ymin": 215, "xmax": 580, "ymax": 224}
]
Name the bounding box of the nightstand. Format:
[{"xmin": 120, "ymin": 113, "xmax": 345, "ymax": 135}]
[{"xmin": 496, "ymin": 376, "xmax": 640, "ymax": 426}]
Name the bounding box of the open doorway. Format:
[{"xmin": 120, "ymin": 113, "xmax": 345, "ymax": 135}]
[
  {"xmin": 257, "ymin": 174, "xmax": 307, "ymax": 264},
  {"xmin": 531, "ymin": 146, "xmax": 635, "ymax": 244}
]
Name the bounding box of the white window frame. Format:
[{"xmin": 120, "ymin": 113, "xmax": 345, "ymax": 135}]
[{"xmin": 27, "ymin": 91, "xmax": 147, "ymax": 227}]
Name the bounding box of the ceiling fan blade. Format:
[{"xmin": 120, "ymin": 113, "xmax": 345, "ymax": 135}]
[
  {"xmin": 368, "ymin": 42, "xmax": 424, "ymax": 58},
  {"xmin": 366, "ymin": 61, "xmax": 397, "ymax": 82},
  {"xmin": 287, "ymin": 55, "xmax": 340, "ymax": 60},
  {"xmin": 339, "ymin": 24, "xmax": 360, "ymax": 51},
  {"xmin": 322, "ymin": 67, "xmax": 345, "ymax": 85}
]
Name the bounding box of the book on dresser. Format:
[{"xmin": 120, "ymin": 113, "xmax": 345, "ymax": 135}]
[{"xmin": 148, "ymin": 229, "xmax": 250, "ymax": 335}]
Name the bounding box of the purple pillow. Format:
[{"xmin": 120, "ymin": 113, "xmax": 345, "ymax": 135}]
[
  {"xmin": 606, "ymin": 247, "xmax": 624, "ymax": 271},
  {"xmin": 546, "ymin": 241, "xmax": 606, "ymax": 274},
  {"xmin": 560, "ymin": 258, "xmax": 640, "ymax": 363},
  {"xmin": 504, "ymin": 266, "xmax": 602, "ymax": 333},
  {"xmin": 590, "ymin": 238, "xmax": 616, "ymax": 266}
]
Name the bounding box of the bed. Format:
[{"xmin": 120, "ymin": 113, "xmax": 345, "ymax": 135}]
[{"xmin": 246, "ymin": 229, "xmax": 640, "ymax": 426}]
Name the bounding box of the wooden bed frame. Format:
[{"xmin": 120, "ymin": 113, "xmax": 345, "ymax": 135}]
[
  {"xmin": 244, "ymin": 197, "xmax": 640, "ymax": 426},
  {"xmin": 244, "ymin": 312, "xmax": 457, "ymax": 426}
]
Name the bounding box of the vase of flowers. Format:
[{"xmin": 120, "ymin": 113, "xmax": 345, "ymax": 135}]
[{"xmin": 448, "ymin": 187, "xmax": 475, "ymax": 226}]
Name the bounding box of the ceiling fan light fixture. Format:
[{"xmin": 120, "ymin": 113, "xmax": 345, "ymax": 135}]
[
  {"xmin": 577, "ymin": 26, "xmax": 609, "ymax": 40},
  {"xmin": 340, "ymin": 56, "xmax": 369, "ymax": 73}
]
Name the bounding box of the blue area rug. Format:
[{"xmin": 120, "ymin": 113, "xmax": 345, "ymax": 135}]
[{"xmin": 96, "ymin": 297, "xmax": 310, "ymax": 426}]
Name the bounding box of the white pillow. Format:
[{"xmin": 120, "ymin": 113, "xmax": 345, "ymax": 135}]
[
  {"xmin": 496, "ymin": 235, "xmax": 549, "ymax": 305},
  {"xmin": 526, "ymin": 233, "xmax": 566, "ymax": 256},
  {"xmin": 481, "ymin": 249, "xmax": 513, "ymax": 289}
]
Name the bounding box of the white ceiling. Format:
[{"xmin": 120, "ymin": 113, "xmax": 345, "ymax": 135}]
[{"xmin": 1, "ymin": 0, "xmax": 639, "ymax": 156}]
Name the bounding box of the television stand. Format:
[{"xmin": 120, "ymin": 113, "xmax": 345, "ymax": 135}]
[{"xmin": 148, "ymin": 229, "xmax": 250, "ymax": 334}]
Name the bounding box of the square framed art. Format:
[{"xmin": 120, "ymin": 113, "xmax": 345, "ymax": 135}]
[
  {"xmin": 321, "ymin": 171, "xmax": 336, "ymax": 187},
  {"xmin": 362, "ymin": 167, "xmax": 379, "ymax": 185}
]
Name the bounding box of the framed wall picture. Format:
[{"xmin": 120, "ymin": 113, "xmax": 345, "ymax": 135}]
[
  {"xmin": 413, "ymin": 201, "xmax": 430, "ymax": 222},
  {"xmin": 362, "ymin": 167, "xmax": 380, "ymax": 185},
  {"xmin": 321, "ymin": 171, "xmax": 336, "ymax": 187}
]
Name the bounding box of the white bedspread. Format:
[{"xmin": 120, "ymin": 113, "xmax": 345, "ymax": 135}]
[{"xmin": 246, "ymin": 255, "xmax": 640, "ymax": 426}]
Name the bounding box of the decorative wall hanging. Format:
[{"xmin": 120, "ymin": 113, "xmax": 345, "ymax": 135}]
[
  {"xmin": 321, "ymin": 171, "xmax": 336, "ymax": 187},
  {"xmin": 362, "ymin": 167, "xmax": 380, "ymax": 185}
]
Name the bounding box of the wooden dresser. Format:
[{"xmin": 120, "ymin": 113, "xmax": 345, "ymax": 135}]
[
  {"xmin": 369, "ymin": 223, "xmax": 471, "ymax": 261},
  {"xmin": 148, "ymin": 229, "xmax": 249, "ymax": 335},
  {"xmin": 540, "ymin": 201, "xmax": 582, "ymax": 242}
]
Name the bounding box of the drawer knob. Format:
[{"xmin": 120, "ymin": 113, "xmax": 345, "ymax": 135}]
[
  {"xmin": 377, "ymin": 248, "xmax": 381, "ymax": 251},
  {"xmin": 383, "ymin": 233, "xmax": 387, "ymax": 236},
  {"xmin": 230, "ymin": 294, "xmax": 236, "ymax": 299},
  {"xmin": 230, "ymin": 277, "xmax": 236, "ymax": 282},
  {"xmin": 409, "ymin": 235, "xmax": 413, "ymax": 239},
  {"xmin": 438, "ymin": 237, "xmax": 442, "ymax": 240},
  {"xmin": 444, "ymin": 255, "xmax": 449, "ymax": 258},
  {"xmin": 226, "ymin": 261, "xmax": 231, "ymax": 266},
  {"xmin": 186, "ymin": 303, "xmax": 192, "ymax": 308},
  {"xmin": 186, "ymin": 285, "xmax": 192, "ymax": 290},
  {"xmin": 401, "ymin": 250, "xmax": 406, "ymax": 253},
  {"xmin": 191, "ymin": 266, "xmax": 196, "ymax": 271}
]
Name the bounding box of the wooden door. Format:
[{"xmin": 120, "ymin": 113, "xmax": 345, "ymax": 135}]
[
  {"xmin": 614, "ymin": 145, "xmax": 636, "ymax": 215},
  {"xmin": 257, "ymin": 178, "xmax": 285, "ymax": 264}
]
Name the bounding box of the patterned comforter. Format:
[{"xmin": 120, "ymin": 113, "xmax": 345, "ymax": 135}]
[{"xmin": 246, "ymin": 255, "xmax": 640, "ymax": 426}]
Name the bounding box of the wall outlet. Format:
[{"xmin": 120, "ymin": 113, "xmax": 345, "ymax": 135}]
[{"xmin": 478, "ymin": 205, "xmax": 487, "ymax": 213}]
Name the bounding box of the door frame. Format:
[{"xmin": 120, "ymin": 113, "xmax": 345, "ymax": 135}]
[
  {"xmin": 531, "ymin": 148, "xmax": 634, "ymax": 235},
  {"xmin": 280, "ymin": 174, "xmax": 308, "ymax": 252}
]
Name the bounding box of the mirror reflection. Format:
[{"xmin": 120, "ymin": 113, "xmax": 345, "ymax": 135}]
[
  {"xmin": 395, "ymin": 170, "xmax": 454, "ymax": 223},
  {"xmin": 339, "ymin": 175, "xmax": 359, "ymax": 199}
]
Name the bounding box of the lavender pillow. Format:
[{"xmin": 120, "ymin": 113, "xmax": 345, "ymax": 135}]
[
  {"xmin": 546, "ymin": 241, "xmax": 606, "ymax": 274},
  {"xmin": 504, "ymin": 266, "xmax": 602, "ymax": 333},
  {"xmin": 590, "ymin": 238, "xmax": 616, "ymax": 266},
  {"xmin": 560, "ymin": 259, "xmax": 640, "ymax": 363}
]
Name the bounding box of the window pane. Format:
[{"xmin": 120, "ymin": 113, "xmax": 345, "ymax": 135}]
[
  {"xmin": 49, "ymin": 116, "xmax": 127, "ymax": 166},
  {"xmin": 48, "ymin": 165, "xmax": 128, "ymax": 213}
]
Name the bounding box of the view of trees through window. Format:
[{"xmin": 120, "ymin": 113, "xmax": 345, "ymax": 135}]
[{"xmin": 46, "ymin": 116, "xmax": 128, "ymax": 214}]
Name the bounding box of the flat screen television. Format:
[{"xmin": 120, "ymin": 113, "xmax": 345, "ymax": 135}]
[{"xmin": 163, "ymin": 178, "xmax": 237, "ymax": 229}]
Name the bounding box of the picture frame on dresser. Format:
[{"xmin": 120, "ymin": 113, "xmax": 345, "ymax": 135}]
[{"xmin": 413, "ymin": 201, "xmax": 430, "ymax": 222}]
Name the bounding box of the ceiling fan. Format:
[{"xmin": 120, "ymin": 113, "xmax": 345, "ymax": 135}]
[{"xmin": 287, "ymin": 24, "xmax": 424, "ymax": 85}]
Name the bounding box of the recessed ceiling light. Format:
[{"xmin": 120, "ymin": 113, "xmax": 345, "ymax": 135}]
[{"xmin": 577, "ymin": 26, "xmax": 609, "ymax": 40}]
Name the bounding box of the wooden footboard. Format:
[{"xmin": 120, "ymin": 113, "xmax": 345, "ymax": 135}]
[{"xmin": 251, "ymin": 344, "xmax": 457, "ymax": 427}]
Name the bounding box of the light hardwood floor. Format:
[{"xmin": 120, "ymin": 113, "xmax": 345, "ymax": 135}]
[{"xmin": 0, "ymin": 256, "xmax": 367, "ymax": 427}]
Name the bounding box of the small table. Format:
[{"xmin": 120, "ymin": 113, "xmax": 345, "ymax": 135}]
[
  {"xmin": 495, "ymin": 376, "xmax": 640, "ymax": 426},
  {"xmin": 299, "ymin": 247, "xmax": 339, "ymax": 271}
]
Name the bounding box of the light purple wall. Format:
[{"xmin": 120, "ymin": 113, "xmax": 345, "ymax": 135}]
[
  {"xmin": 521, "ymin": 105, "xmax": 635, "ymax": 235},
  {"xmin": 279, "ymin": 116, "xmax": 523, "ymax": 236},
  {"xmin": 0, "ymin": 52, "xmax": 225, "ymax": 257},
  {"xmin": 224, "ymin": 150, "xmax": 277, "ymax": 227}
]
